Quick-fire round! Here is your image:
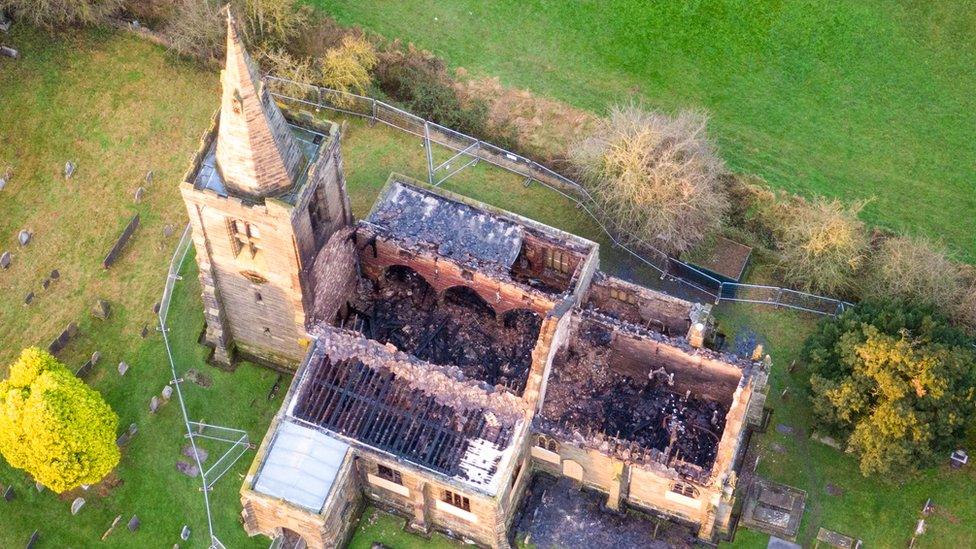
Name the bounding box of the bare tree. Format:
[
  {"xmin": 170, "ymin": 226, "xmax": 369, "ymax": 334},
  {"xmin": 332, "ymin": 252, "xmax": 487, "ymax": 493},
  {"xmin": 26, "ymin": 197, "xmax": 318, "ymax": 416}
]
[
  {"xmin": 0, "ymin": 0, "xmax": 120, "ymax": 29},
  {"xmin": 861, "ymin": 235, "xmax": 963, "ymax": 310},
  {"xmin": 162, "ymin": 0, "xmax": 223, "ymax": 61},
  {"xmin": 772, "ymin": 196, "xmax": 869, "ymax": 296},
  {"xmin": 570, "ymin": 104, "xmax": 727, "ymax": 255}
]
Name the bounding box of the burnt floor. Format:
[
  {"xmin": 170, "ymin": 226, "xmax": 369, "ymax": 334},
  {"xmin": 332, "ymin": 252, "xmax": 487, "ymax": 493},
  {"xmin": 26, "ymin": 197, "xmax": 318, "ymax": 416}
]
[
  {"xmin": 542, "ymin": 321, "xmax": 728, "ymax": 469},
  {"xmin": 513, "ymin": 474, "xmax": 695, "ymax": 549},
  {"xmin": 347, "ymin": 266, "xmax": 542, "ymax": 395}
]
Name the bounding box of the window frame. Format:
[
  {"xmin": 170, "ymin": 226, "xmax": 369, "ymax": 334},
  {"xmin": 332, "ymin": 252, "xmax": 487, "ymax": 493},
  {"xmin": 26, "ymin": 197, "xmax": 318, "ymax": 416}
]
[
  {"xmin": 670, "ymin": 481, "xmax": 699, "ymax": 499},
  {"xmin": 229, "ymin": 219, "xmax": 261, "ymax": 259},
  {"xmin": 377, "ymin": 464, "xmax": 403, "ymax": 486},
  {"xmin": 442, "ymin": 489, "xmax": 471, "ymax": 512},
  {"xmin": 544, "ymin": 249, "xmax": 573, "ymax": 274}
]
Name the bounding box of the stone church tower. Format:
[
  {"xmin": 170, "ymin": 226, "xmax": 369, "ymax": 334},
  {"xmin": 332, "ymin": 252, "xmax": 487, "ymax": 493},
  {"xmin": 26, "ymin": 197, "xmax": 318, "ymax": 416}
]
[{"xmin": 179, "ymin": 13, "xmax": 352, "ymax": 367}]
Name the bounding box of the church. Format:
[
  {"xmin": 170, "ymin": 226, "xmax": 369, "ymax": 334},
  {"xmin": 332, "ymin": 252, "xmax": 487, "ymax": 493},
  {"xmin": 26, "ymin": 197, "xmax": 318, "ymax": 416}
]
[{"xmin": 179, "ymin": 15, "xmax": 768, "ymax": 548}]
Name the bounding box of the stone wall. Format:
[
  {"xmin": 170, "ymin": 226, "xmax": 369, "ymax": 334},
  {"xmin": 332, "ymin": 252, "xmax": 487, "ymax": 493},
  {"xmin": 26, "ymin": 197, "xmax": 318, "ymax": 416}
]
[
  {"xmin": 356, "ymin": 451, "xmax": 509, "ymax": 547},
  {"xmin": 180, "ymin": 116, "xmax": 349, "ymax": 368},
  {"xmin": 585, "ymin": 273, "xmax": 694, "ymax": 336},
  {"xmin": 357, "ymin": 231, "xmax": 559, "ymax": 318}
]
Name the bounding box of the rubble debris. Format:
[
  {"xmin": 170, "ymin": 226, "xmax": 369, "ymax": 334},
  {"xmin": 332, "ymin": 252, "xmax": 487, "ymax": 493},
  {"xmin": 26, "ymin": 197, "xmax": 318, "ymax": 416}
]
[
  {"xmin": 347, "ymin": 266, "xmax": 542, "ymax": 395},
  {"xmin": 540, "ymin": 317, "xmax": 732, "ymax": 472}
]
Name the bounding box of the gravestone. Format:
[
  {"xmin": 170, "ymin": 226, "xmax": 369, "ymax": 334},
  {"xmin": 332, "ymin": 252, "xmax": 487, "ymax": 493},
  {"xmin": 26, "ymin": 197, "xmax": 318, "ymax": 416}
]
[
  {"xmin": 149, "ymin": 396, "xmax": 160, "ymax": 413},
  {"xmin": 116, "ymin": 423, "xmax": 138, "ymax": 447},
  {"xmin": 175, "ymin": 460, "xmax": 199, "ymax": 478},
  {"xmin": 102, "ymin": 214, "xmax": 140, "ymax": 269},
  {"xmin": 3, "ymin": 485, "xmax": 14, "ymax": 501},
  {"xmin": 182, "ymin": 444, "xmax": 208, "ymax": 464},
  {"xmin": 66, "ymin": 322, "xmax": 78, "ymax": 337},
  {"xmin": 180, "ymin": 525, "xmax": 190, "ymax": 541},
  {"xmin": 64, "ymin": 161, "xmax": 76, "ymax": 179},
  {"xmin": 91, "ymin": 351, "xmax": 101, "ymax": 365},
  {"xmin": 70, "ymin": 497, "xmax": 85, "ymax": 515},
  {"xmin": 26, "ymin": 530, "xmax": 39, "ymax": 549},
  {"xmin": 825, "ymin": 483, "xmax": 844, "ymax": 497},
  {"xmin": 134, "ymin": 187, "xmax": 145, "ymax": 203},
  {"xmin": 127, "ymin": 515, "xmax": 140, "ymax": 532},
  {"xmin": 185, "ymin": 369, "xmax": 213, "ymax": 388},
  {"xmin": 91, "ymin": 299, "xmax": 111, "ymax": 320},
  {"xmin": 161, "ymin": 385, "xmax": 173, "ymax": 400},
  {"xmin": 0, "ymin": 45, "xmax": 18, "ymax": 59},
  {"xmin": 35, "ymin": 481, "xmax": 44, "ymax": 492},
  {"xmin": 776, "ymin": 424, "xmax": 795, "ymax": 436},
  {"xmin": 145, "ymin": 170, "xmax": 153, "ymax": 184},
  {"xmin": 75, "ymin": 360, "xmax": 93, "ymax": 379},
  {"xmin": 0, "ymin": 177, "xmax": 5, "ymax": 192},
  {"xmin": 163, "ymin": 224, "xmax": 175, "ymax": 238},
  {"xmin": 0, "ymin": 251, "xmax": 10, "ymax": 269},
  {"xmin": 18, "ymin": 230, "xmax": 30, "ymax": 246},
  {"xmin": 141, "ymin": 325, "xmax": 150, "ymax": 338},
  {"xmin": 50, "ymin": 269, "xmax": 59, "ymax": 280},
  {"xmin": 152, "ymin": 302, "xmax": 161, "ymax": 314},
  {"xmin": 118, "ymin": 361, "xmax": 129, "ymax": 376},
  {"xmin": 0, "ymin": 14, "xmax": 10, "ymax": 32},
  {"xmin": 23, "ymin": 292, "xmax": 33, "ymax": 305},
  {"xmin": 41, "ymin": 278, "xmax": 50, "ymax": 290}
]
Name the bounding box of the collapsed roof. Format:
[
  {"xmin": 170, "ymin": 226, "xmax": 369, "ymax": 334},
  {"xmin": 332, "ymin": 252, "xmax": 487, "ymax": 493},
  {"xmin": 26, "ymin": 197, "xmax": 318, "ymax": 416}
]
[
  {"xmin": 366, "ymin": 181, "xmax": 525, "ymax": 270},
  {"xmin": 287, "ymin": 327, "xmax": 525, "ymax": 493}
]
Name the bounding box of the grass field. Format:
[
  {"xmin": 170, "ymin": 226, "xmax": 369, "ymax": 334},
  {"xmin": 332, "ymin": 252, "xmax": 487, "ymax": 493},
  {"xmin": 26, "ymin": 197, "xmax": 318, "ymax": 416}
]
[
  {"xmin": 2, "ymin": 21, "xmax": 974, "ymax": 549},
  {"xmin": 0, "ymin": 28, "xmax": 278, "ymax": 548},
  {"xmin": 321, "ymin": 0, "xmax": 976, "ymax": 262}
]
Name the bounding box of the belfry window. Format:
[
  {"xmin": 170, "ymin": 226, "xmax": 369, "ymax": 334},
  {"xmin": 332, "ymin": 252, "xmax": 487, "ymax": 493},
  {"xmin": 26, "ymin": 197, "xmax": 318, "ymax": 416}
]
[{"xmin": 230, "ymin": 219, "xmax": 261, "ymax": 259}]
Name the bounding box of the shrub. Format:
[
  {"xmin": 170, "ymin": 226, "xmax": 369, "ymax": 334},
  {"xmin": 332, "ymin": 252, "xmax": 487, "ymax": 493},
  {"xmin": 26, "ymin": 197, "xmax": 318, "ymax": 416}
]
[
  {"xmin": 454, "ymin": 76, "xmax": 598, "ymax": 164},
  {"xmin": 259, "ymin": 47, "xmax": 317, "ymax": 101},
  {"xmin": 319, "ymin": 34, "xmax": 377, "ymax": 108},
  {"xmin": 772, "ymin": 196, "xmax": 868, "ymax": 296},
  {"xmin": 0, "ymin": 348, "xmax": 120, "ymax": 492},
  {"xmin": 861, "ymin": 235, "xmax": 963, "ymax": 310},
  {"xmin": 569, "ymin": 104, "xmax": 727, "ymax": 255},
  {"xmin": 162, "ymin": 0, "xmax": 223, "ymax": 61},
  {"xmin": 953, "ymin": 283, "xmax": 976, "ymax": 334},
  {"xmin": 0, "ymin": 0, "xmax": 121, "ymax": 29},
  {"xmin": 804, "ymin": 301, "xmax": 976, "ymax": 476},
  {"xmin": 374, "ymin": 42, "xmax": 490, "ymax": 136}
]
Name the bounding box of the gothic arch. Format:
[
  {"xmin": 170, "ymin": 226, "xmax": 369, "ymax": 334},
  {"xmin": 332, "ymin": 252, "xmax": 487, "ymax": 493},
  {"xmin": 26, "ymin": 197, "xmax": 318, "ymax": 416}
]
[
  {"xmin": 382, "ymin": 264, "xmax": 435, "ymax": 292},
  {"xmin": 441, "ymin": 285, "xmax": 496, "ymax": 319}
]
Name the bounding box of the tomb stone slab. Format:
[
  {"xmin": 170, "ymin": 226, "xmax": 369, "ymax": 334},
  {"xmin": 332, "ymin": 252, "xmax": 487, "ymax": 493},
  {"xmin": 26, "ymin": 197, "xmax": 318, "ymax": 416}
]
[{"xmin": 175, "ymin": 460, "xmax": 199, "ymax": 478}]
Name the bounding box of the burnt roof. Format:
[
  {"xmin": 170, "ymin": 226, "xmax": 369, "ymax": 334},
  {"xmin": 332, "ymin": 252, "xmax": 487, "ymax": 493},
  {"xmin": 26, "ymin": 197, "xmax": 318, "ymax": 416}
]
[
  {"xmin": 367, "ymin": 181, "xmax": 524, "ymax": 270},
  {"xmin": 291, "ymin": 328, "xmax": 523, "ymax": 489}
]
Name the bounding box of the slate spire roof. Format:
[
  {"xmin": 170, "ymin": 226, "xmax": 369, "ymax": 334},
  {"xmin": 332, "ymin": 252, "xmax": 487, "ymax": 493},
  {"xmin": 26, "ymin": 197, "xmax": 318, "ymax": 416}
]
[{"xmin": 215, "ymin": 10, "xmax": 304, "ymax": 197}]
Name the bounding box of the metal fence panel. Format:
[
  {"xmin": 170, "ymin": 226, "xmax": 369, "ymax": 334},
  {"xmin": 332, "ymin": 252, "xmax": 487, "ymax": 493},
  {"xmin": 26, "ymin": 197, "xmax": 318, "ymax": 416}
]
[{"xmin": 264, "ymin": 75, "xmax": 852, "ymax": 315}]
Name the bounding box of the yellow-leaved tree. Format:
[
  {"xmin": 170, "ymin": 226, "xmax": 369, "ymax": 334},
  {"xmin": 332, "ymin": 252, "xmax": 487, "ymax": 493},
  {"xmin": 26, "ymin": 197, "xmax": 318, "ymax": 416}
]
[{"xmin": 0, "ymin": 348, "xmax": 120, "ymax": 493}]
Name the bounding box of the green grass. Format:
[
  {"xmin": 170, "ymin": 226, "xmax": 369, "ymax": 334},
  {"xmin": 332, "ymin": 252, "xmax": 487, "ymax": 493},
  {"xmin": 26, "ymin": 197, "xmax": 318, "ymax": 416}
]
[
  {"xmin": 0, "ymin": 28, "xmax": 278, "ymax": 548},
  {"xmin": 714, "ymin": 302, "xmax": 976, "ymax": 547},
  {"xmin": 319, "ymin": 0, "xmax": 976, "ymax": 262},
  {"xmin": 348, "ymin": 507, "xmax": 462, "ymax": 549}
]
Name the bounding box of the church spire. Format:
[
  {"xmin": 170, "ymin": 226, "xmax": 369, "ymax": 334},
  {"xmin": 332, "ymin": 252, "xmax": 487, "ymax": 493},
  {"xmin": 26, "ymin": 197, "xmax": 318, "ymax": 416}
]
[{"xmin": 215, "ymin": 9, "xmax": 303, "ymax": 197}]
